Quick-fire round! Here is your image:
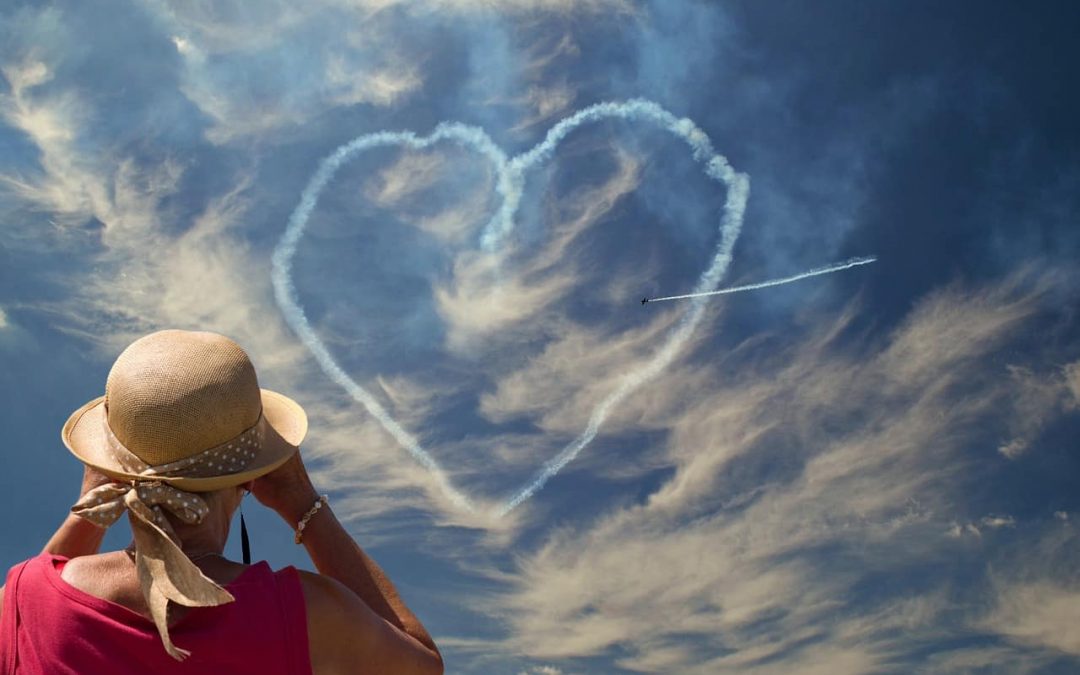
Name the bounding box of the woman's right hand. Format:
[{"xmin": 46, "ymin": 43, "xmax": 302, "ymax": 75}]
[{"xmin": 251, "ymin": 451, "xmax": 321, "ymax": 523}]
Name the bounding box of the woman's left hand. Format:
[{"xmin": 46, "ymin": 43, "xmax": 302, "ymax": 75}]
[{"xmin": 79, "ymin": 465, "xmax": 116, "ymax": 499}]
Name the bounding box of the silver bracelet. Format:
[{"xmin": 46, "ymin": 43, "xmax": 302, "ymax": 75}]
[{"xmin": 294, "ymin": 495, "xmax": 329, "ymax": 544}]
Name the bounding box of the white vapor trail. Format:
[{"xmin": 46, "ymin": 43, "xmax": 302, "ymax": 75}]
[
  {"xmin": 273, "ymin": 99, "xmax": 750, "ymax": 517},
  {"xmin": 647, "ymin": 256, "xmax": 877, "ymax": 304}
]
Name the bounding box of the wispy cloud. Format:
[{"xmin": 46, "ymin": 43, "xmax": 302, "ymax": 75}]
[
  {"xmin": 517, "ymin": 666, "xmax": 566, "ymax": 675},
  {"xmin": 434, "ymin": 144, "xmax": 643, "ymax": 354},
  {"xmin": 473, "ymin": 274, "xmax": 1077, "ymax": 672},
  {"xmin": 1, "ymin": 58, "xmax": 105, "ymax": 228},
  {"xmin": 1065, "ymin": 360, "xmax": 1080, "ymax": 408},
  {"xmin": 355, "ymin": 0, "xmax": 635, "ymax": 15},
  {"xmin": 144, "ymin": 1, "xmax": 427, "ymax": 143},
  {"xmin": 982, "ymin": 579, "xmax": 1080, "ymax": 656},
  {"xmin": 134, "ymin": 0, "xmax": 642, "ymax": 144},
  {"xmin": 998, "ymin": 362, "xmax": 1078, "ymax": 458}
]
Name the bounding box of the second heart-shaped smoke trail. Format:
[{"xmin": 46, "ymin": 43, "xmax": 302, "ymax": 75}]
[{"xmin": 274, "ymin": 100, "xmax": 747, "ymax": 517}]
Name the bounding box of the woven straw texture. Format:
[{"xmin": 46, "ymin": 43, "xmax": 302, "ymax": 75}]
[{"xmin": 104, "ymin": 331, "xmax": 263, "ymax": 466}]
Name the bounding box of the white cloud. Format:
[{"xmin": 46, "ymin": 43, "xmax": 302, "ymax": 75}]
[
  {"xmin": 368, "ymin": 151, "xmax": 450, "ymax": 206},
  {"xmin": 948, "ymin": 514, "xmax": 1019, "ymax": 539},
  {"xmin": 0, "ymin": 57, "xmax": 187, "ymax": 259},
  {"xmin": 325, "ymin": 49, "xmax": 421, "ymax": 107},
  {"xmin": 516, "ymin": 666, "xmax": 565, "ymax": 675},
  {"xmin": 344, "ymin": 0, "xmax": 635, "ymax": 15},
  {"xmin": 505, "ymin": 35, "xmax": 583, "ymax": 132},
  {"xmin": 363, "ymin": 149, "xmax": 495, "ymax": 244},
  {"xmin": 512, "ymin": 82, "xmax": 577, "ymax": 131},
  {"xmin": 920, "ymin": 645, "xmax": 1048, "ymax": 674},
  {"xmin": 0, "ymin": 305, "xmax": 35, "ymax": 353},
  {"xmin": 146, "ymin": 2, "xmax": 427, "ymax": 143},
  {"xmin": 1, "ymin": 59, "xmax": 102, "ymax": 227},
  {"xmin": 981, "ymin": 515, "xmax": 1017, "ymax": 529},
  {"xmin": 947, "ymin": 522, "xmax": 985, "ymax": 538},
  {"xmin": 1065, "ymin": 360, "xmax": 1080, "ymax": 409},
  {"xmin": 981, "ymin": 581, "xmax": 1080, "ymax": 655},
  {"xmin": 141, "ymin": 0, "xmax": 634, "ymax": 144},
  {"xmin": 169, "ymin": 35, "xmax": 195, "ymax": 56},
  {"xmin": 997, "ymin": 364, "xmax": 1074, "ymax": 459}
]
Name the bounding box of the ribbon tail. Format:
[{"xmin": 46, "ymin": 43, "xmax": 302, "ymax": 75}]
[
  {"xmin": 130, "ymin": 517, "xmax": 235, "ymax": 605},
  {"xmin": 129, "ymin": 509, "xmax": 235, "ymax": 661},
  {"xmin": 145, "ymin": 585, "xmax": 192, "ymax": 662}
]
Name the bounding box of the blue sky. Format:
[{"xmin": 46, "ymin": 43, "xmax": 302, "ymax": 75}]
[{"xmin": 2, "ymin": 1, "xmax": 1080, "ymax": 673}]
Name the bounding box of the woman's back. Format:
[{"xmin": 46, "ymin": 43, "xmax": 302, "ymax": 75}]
[{"xmin": 60, "ymin": 551, "xmax": 250, "ymax": 626}]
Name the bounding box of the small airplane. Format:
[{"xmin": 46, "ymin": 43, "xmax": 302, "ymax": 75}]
[{"xmin": 641, "ymin": 297, "xmax": 649, "ymax": 305}]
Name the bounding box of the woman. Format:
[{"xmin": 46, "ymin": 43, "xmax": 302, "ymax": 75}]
[{"xmin": 0, "ymin": 330, "xmax": 444, "ymax": 674}]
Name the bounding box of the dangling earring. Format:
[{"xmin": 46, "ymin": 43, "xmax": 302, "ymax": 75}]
[{"xmin": 239, "ymin": 489, "xmax": 252, "ymax": 565}]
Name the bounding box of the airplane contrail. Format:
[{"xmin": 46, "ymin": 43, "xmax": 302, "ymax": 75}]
[
  {"xmin": 273, "ymin": 99, "xmax": 751, "ymax": 517},
  {"xmin": 646, "ymin": 256, "xmax": 877, "ymax": 304}
]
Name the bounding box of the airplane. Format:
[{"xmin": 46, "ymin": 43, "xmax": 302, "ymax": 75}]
[{"xmin": 641, "ymin": 297, "xmax": 649, "ymax": 305}]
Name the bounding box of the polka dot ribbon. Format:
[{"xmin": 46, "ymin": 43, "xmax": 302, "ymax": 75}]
[
  {"xmin": 73, "ymin": 481, "xmax": 209, "ymax": 535},
  {"xmin": 68, "ymin": 416, "xmax": 268, "ymax": 661},
  {"xmin": 103, "ymin": 415, "xmax": 265, "ymax": 479}
]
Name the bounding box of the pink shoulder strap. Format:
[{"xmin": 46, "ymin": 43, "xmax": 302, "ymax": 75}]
[
  {"xmin": 1, "ymin": 558, "xmax": 31, "ymax": 673},
  {"xmin": 272, "ymin": 566, "xmax": 313, "ymax": 674}
]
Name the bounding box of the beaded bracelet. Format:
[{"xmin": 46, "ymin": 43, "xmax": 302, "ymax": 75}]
[{"xmin": 294, "ymin": 495, "xmax": 329, "ymax": 544}]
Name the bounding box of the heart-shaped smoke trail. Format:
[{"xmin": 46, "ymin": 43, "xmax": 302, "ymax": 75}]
[{"xmin": 272, "ymin": 100, "xmax": 869, "ymax": 518}]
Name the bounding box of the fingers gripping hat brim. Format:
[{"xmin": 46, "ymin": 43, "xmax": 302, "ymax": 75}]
[{"xmin": 62, "ymin": 389, "xmax": 308, "ymax": 492}]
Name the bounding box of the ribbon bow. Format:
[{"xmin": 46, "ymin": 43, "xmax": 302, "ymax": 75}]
[{"xmin": 72, "ymin": 480, "xmax": 235, "ymax": 660}]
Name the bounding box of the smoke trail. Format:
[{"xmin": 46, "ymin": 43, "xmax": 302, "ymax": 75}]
[
  {"xmin": 648, "ymin": 256, "xmax": 877, "ymax": 304},
  {"xmin": 495, "ymin": 102, "xmax": 749, "ymax": 515},
  {"xmin": 271, "ymin": 126, "xmax": 509, "ymax": 513},
  {"xmin": 480, "ymin": 99, "xmax": 743, "ymax": 251},
  {"xmin": 273, "ymin": 99, "xmax": 749, "ymax": 517}
]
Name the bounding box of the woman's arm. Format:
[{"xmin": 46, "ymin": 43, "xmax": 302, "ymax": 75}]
[
  {"xmin": 285, "ymin": 491, "xmax": 441, "ymax": 658},
  {"xmin": 42, "ymin": 513, "xmax": 107, "ymax": 558},
  {"xmin": 299, "ymin": 570, "xmax": 444, "ymax": 675},
  {"xmin": 252, "ymin": 453, "xmax": 443, "ymax": 673},
  {"xmin": 41, "ymin": 466, "xmax": 112, "ymax": 557}
]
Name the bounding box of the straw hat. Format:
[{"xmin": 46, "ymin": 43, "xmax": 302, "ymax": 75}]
[
  {"xmin": 62, "ymin": 329, "xmax": 307, "ymax": 491},
  {"xmin": 61, "ymin": 329, "xmax": 308, "ymax": 661}
]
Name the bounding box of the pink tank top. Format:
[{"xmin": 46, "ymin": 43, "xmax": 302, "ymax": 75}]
[{"xmin": 1, "ymin": 553, "xmax": 313, "ymax": 675}]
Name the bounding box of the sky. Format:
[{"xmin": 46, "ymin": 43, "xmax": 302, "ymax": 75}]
[{"xmin": 2, "ymin": 1, "xmax": 1080, "ymax": 673}]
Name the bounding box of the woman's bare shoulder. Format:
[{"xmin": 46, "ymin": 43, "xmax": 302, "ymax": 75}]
[
  {"xmin": 61, "ymin": 552, "xmax": 131, "ymax": 591},
  {"xmin": 295, "ymin": 570, "xmax": 443, "ymax": 675}
]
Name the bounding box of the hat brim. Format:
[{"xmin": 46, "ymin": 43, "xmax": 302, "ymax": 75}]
[{"xmin": 62, "ymin": 389, "xmax": 308, "ymax": 492}]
